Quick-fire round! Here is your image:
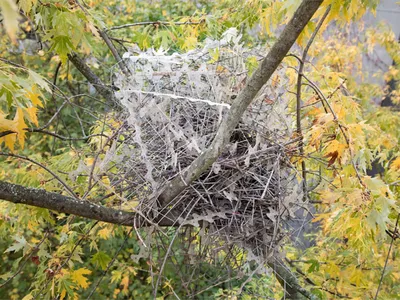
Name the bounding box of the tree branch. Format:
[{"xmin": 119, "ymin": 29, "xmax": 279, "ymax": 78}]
[
  {"xmin": 106, "ymin": 20, "xmax": 204, "ymax": 32},
  {"xmin": 0, "ymin": 180, "xmax": 173, "ymax": 226},
  {"xmin": 296, "ymin": 6, "xmax": 331, "ymax": 200},
  {"xmin": 268, "ymin": 257, "xmax": 318, "ymax": 300},
  {"xmin": 158, "ymin": 0, "xmax": 324, "ymax": 209},
  {"xmin": 67, "ymin": 52, "xmax": 116, "ymax": 103}
]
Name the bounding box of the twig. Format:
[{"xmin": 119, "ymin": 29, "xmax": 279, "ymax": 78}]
[
  {"xmin": 0, "ymin": 232, "xmax": 49, "ymax": 288},
  {"xmin": 374, "ymin": 213, "xmax": 400, "ymax": 300},
  {"xmin": 74, "ymin": 0, "xmax": 130, "ymax": 75},
  {"xmin": 295, "ymin": 6, "xmax": 331, "ymax": 200},
  {"xmin": 33, "ymin": 221, "xmax": 99, "ymax": 300},
  {"xmin": 106, "ymin": 20, "xmax": 204, "ymax": 32},
  {"xmin": 86, "ymin": 226, "xmax": 134, "ymax": 299},
  {"xmin": 301, "ymin": 74, "xmax": 365, "ymax": 187}
]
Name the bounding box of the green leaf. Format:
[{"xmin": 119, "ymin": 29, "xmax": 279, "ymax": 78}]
[
  {"xmin": 28, "ymin": 70, "xmax": 51, "ymax": 93},
  {"xmin": 5, "ymin": 236, "xmax": 28, "ymax": 253},
  {"xmin": 18, "ymin": 0, "xmax": 36, "ymax": 13},
  {"xmin": 91, "ymin": 252, "xmax": 111, "ymax": 270},
  {"xmin": 49, "ymin": 36, "xmax": 75, "ymax": 64},
  {"xmin": 307, "ymin": 259, "xmax": 320, "ymax": 273}
]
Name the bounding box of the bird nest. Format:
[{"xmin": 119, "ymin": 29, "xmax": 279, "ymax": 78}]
[{"xmin": 111, "ymin": 29, "xmax": 301, "ymax": 272}]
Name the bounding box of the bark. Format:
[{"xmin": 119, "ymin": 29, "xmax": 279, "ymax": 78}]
[
  {"xmin": 268, "ymin": 257, "xmax": 319, "ymax": 299},
  {"xmin": 67, "ymin": 52, "xmax": 117, "ymax": 103},
  {"xmin": 158, "ymin": 0, "xmax": 324, "ymax": 208},
  {"xmin": 0, "ymin": 180, "xmax": 173, "ymax": 226}
]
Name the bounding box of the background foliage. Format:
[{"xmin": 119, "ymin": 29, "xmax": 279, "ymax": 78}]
[{"xmin": 0, "ymin": 0, "xmax": 399, "ymax": 299}]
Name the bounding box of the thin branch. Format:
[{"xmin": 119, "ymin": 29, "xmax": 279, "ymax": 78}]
[
  {"xmin": 0, "ymin": 232, "xmax": 49, "ymax": 288},
  {"xmin": 97, "ymin": 29, "xmax": 131, "ymax": 75},
  {"xmin": 296, "ymin": 6, "xmax": 331, "ymax": 200},
  {"xmin": 74, "ymin": 0, "xmax": 130, "ymax": 75},
  {"xmin": 86, "ymin": 226, "xmax": 134, "ymax": 299},
  {"xmin": 301, "ymin": 74, "xmax": 365, "ymax": 187},
  {"xmin": 268, "ymin": 257, "xmax": 318, "ymax": 300},
  {"xmin": 106, "ymin": 20, "xmax": 204, "ymax": 32},
  {"xmin": 374, "ymin": 213, "xmax": 400, "ymax": 300}
]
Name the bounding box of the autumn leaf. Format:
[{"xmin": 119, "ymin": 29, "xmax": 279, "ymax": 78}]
[
  {"xmin": 121, "ymin": 275, "xmax": 129, "ymax": 293},
  {"xmin": 25, "ymin": 107, "xmax": 39, "ymax": 126},
  {"xmin": 3, "ymin": 134, "xmax": 17, "ymax": 152},
  {"xmin": 18, "ymin": 0, "xmax": 37, "ymax": 13},
  {"xmin": 0, "ymin": 111, "xmax": 15, "ymax": 132},
  {"xmin": 325, "ymin": 151, "xmax": 339, "ymax": 167},
  {"xmin": 13, "ymin": 108, "xmax": 28, "ymax": 149},
  {"xmin": 71, "ymin": 268, "xmax": 92, "ymax": 289},
  {"xmin": 98, "ymin": 226, "xmax": 112, "ymax": 240},
  {"xmin": 21, "ymin": 294, "xmax": 34, "ymax": 300},
  {"xmin": 390, "ymin": 157, "xmax": 400, "ymax": 171},
  {"xmin": 25, "ymin": 86, "xmax": 44, "ymax": 108}
]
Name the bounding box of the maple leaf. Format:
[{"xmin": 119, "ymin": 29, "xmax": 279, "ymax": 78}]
[
  {"xmin": 97, "ymin": 226, "xmax": 112, "ymax": 240},
  {"xmin": 121, "ymin": 275, "xmax": 130, "ymax": 293},
  {"xmin": 91, "ymin": 252, "xmax": 111, "ymax": 270},
  {"xmin": 21, "ymin": 294, "xmax": 33, "ymax": 300},
  {"xmin": 25, "ymin": 107, "xmax": 39, "ymax": 126},
  {"xmin": 5, "ymin": 236, "xmax": 28, "ymax": 253},
  {"xmin": 25, "ymin": 86, "xmax": 44, "ymax": 108},
  {"xmin": 3, "ymin": 134, "xmax": 16, "ymax": 152},
  {"xmin": 0, "ymin": 111, "xmax": 15, "ymax": 131},
  {"xmin": 13, "ymin": 108, "xmax": 28, "ymax": 149},
  {"xmin": 325, "ymin": 151, "xmax": 339, "ymax": 167},
  {"xmin": 71, "ymin": 268, "xmax": 92, "ymax": 289}
]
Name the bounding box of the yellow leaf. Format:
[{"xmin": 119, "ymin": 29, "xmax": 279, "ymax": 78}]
[
  {"xmin": 3, "ymin": 134, "xmax": 16, "ymax": 151},
  {"xmin": 182, "ymin": 35, "xmax": 198, "ymax": 50},
  {"xmin": 60, "ymin": 289, "xmax": 66, "ymax": 300},
  {"xmin": 85, "ymin": 157, "xmax": 94, "ymax": 166},
  {"xmin": 13, "ymin": 108, "xmax": 27, "ymax": 149},
  {"xmin": 0, "ymin": 111, "xmax": 15, "ymax": 131},
  {"xmin": 0, "ymin": 0, "xmax": 19, "ymax": 42},
  {"xmin": 25, "ymin": 107, "xmax": 39, "ymax": 126},
  {"xmin": 98, "ymin": 227, "xmax": 112, "ymax": 240},
  {"xmin": 71, "ymin": 268, "xmax": 92, "ymax": 289},
  {"xmin": 121, "ymin": 275, "xmax": 129, "ymax": 293},
  {"xmin": 390, "ymin": 157, "xmax": 400, "ymax": 171},
  {"xmin": 25, "ymin": 86, "xmax": 44, "ymax": 108},
  {"xmin": 22, "ymin": 294, "xmax": 33, "ymax": 300}
]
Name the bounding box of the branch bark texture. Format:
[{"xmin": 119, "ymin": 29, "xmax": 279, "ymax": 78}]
[
  {"xmin": 68, "ymin": 52, "xmax": 116, "ymax": 103},
  {"xmin": 0, "ymin": 180, "xmax": 172, "ymax": 226},
  {"xmin": 158, "ymin": 0, "xmax": 324, "ymax": 207}
]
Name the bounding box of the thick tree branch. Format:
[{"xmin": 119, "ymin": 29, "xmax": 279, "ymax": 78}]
[
  {"xmin": 68, "ymin": 52, "xmax": 116, "ymax": 103},
  {"xmin": 158, "ymin": 0, "xmax": 324, "ymax": 208},
  {"xmin": 268, "ymin": 257, "xmax": 318, "ymax": 300},
  {"xmin": 0, "ymin": 180, "xmax": 173, "ymax": 226}
]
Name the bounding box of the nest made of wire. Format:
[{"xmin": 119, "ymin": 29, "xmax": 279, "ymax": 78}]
[{"xmin": 109, "ymin": 29, "xmax": 301, "ymax": 269}]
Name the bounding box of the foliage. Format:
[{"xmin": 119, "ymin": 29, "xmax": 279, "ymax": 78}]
[{"xmin": 0, "ymin": 0, "xmax": 399, "ymax": 299}]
